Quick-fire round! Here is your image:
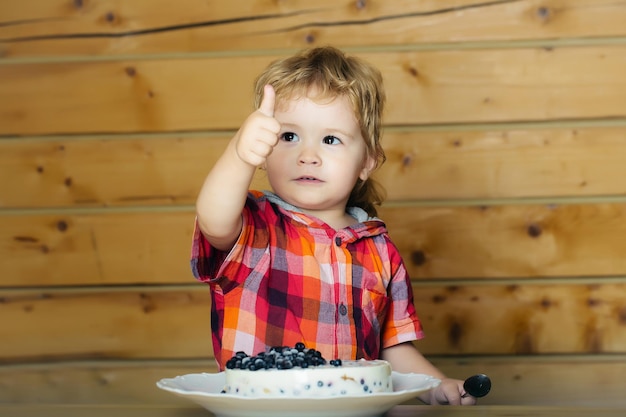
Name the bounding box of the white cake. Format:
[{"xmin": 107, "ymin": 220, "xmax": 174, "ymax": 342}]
[{"xmin": 223, "ymin": 358, "xmax": 393, "ymax": 397}]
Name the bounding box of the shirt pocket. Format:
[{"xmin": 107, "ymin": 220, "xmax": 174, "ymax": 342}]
[{"xmin": 360, "ymin": 284, "xmax": 390, "ymax": 333}]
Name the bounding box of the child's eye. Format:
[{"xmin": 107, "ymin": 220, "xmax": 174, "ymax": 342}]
[
  {"xmin": 323, "ymin": 135, "xmax": 341, "ymax": 145},
  {"xmin": 281, "ymin": 132, "xmax": 299, "ymax": 142}
]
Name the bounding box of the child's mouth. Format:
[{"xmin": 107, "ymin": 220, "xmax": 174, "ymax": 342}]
[{"xmin": 296, "ymin": 176, "xmax": 322, "ymax": 182}]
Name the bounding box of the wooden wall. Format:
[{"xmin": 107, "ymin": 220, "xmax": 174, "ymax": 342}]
[{"xmin": 2, "ymin": 0, "xmax": 626, "ymax": 406}]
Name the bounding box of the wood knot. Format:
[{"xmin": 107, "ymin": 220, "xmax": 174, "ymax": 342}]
[
  {"xmin": 540, "ymin": 297, "xmax": 552, "ymax": 308},
  {"xmin": 64, "ymin": 177, "xmax": 73, "ymax": 187},
  {"xmin": 304, "ymin": 33, "xmax": 315, "ymax": 44},
  {"xmin": 432, "ymin": 294, "xmax": 446, "ymax": 304},
  {"xmin": 448, "ymin": 321, "xmax": 463, "ymax": 347},
  {"xmin": 14, "ymin": 236, "xmax": 38, "ymax": 243},
  {"xmin": 618, "ymin": 307, "xmax": 626, "ymax": 324},
  {"xmin": 73, "ymin": 0, "xmax": 84, "ymax": 8},
  {"xmin": 125, "ymin": 67, "xmax": 136, "ymax": 77},
  {"xmin": 57, "ymin": 220, "xmax": 68, "ymax": 232},
  {"xmin": 536, "ymin": 6, "xmax": 552, "ymax": 21},
  {"xmin": 402, "ymin": 154, "xmax": 413, "ymax": 167},
  {"xmin": 587, "ymin": 298, "xmax": 600, "ymax": 307},
  {"xmin": 105, "ymin": 12, "xmax": 116, "ymax": 23},
  {"xmin": 355, "ymin": 0, "xmax": 367, "ymax": 10},
  {"xmin": 527, "ymin": 223, "xmax": 542, "ymax": 238},
  {"xmin": 411, "ymin": 250, "xmax": 426, "ymax": 266},
  {"xmin": 140, "ymin": 293, "xmax": 157, "ymax": 313}
]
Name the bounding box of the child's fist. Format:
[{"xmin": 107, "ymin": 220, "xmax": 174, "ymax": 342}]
[{"xmin": 234, "ymin": 85, "xmax": 281, "ymax": 167}]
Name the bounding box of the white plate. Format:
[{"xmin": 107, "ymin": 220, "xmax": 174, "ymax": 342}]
[{"xmin": 156, "ymin": 371, "xmax": 440, "ymax": 417}]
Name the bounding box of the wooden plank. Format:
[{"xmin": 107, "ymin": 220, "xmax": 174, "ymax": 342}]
[
  {"xmin": 3, "ymin": 126, "xmax": 626, "ymax": 208},
  {"xmin": 1, "ymin": 283, "xmax": 626, "ymax": 362},
  {"xmin": 2, "ymin": 0, "xmax": 626, "ymax": 57},
  {"xmin": 0, "ymin": 360, "xmax": 217, "ymax": 405},
  {"xmin": 378, "ymin": 126, "xmax": 626, "ymax": 200},
  {"xmin": 2, "ymin": 46, "xmax": 626, "ymax": 135},
  {"xmin": 385, "ymin": 203, "xmax": 626, "ymax": 279},
  {"xmin": 2, "ymin": 203, "xmax": 626, "ymax": 286},
  {"xmin": 0, "ymin": 135, "xmax": 269, "ymax": 208},
  {"xmin": 413, "ymin": 282, "xmax": 626, "ymax": 355},
  {"xmin": 0, "ymin": 211, "xmax": 196, "ymax": 287},
  {"xmin": 1, "ymin": 356, "xmax": 626, "ymax": 406},
  {"xmin": 0, "ymin": 288, "xmax": 213, "ymax": 362},
  {"xmin": 432, "ymin": 356, "xmax": 626, "ymax": 406}
]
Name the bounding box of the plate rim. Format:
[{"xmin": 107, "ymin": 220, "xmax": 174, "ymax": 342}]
[{"xmin": 156, "ymin": 370, "xmax": 440, "ymax": 401}]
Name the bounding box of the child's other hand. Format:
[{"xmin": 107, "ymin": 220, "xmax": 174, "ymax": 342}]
[
  {"xmin": 428, "ymin": 378, "xmax": 477, "ymax": 405},
  {"xmin": 233, "ymin": 84, "xmax": 281, "ymax": 167}
]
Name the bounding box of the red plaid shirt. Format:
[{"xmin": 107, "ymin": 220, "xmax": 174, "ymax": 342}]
[{"xmin": 191, "ymin": 191, "xmax": 423, "ymax": 370}]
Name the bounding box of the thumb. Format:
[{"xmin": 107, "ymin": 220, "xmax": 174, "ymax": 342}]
[{"xmin": 258, "ymin": 84, "xmax": 275, "ymax": 117}]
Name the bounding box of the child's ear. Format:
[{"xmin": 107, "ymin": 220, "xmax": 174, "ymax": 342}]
[{"xmin": 359, "ymin": 155, "xmax": 377, "ymax": 181}]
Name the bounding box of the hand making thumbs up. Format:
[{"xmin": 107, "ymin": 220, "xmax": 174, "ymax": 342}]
[{"xmin": 233, "ymin": 84, "xmax": 281, "ymax": 167}]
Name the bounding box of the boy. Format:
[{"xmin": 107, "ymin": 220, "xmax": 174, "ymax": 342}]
[{"xmin": 192, "ymin": 46, "xmax": 475, "ymax": 405}]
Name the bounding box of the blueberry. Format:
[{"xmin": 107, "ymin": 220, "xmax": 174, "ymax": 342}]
[
  {"xmin": 225, "ymin": 343, "xmax": 332, "ymax": 370},
  {"xmin": 329, "ymin": 359, "xmax": 342, "ymax": 367}
]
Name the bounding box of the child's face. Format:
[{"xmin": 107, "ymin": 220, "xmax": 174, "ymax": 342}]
[{"xmin": 265, "ymin": 90, "xmax": 374, "ymax": 216}]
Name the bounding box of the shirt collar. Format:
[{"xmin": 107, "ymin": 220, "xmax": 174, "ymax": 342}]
[{"xmin": 261, "ymin": 190, "xmax": 386, "ymax": 240}]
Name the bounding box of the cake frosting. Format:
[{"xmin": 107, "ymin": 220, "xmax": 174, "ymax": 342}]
[{"xmin": 222, "ymin": 345, "xmax": 393, "ymax": 397}]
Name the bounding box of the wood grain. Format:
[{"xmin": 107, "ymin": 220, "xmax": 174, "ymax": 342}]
[
  {"xmin": 2, "ymin": 126, "xmax": 626, "ymax": 208},
  {"xmin": 1, "ymin": 283, "xmax": 625, "ymax": 362},
  {"xmin": 0, "ymin": 288, "xmax": 213, "ymax": 361},
  {"xmin": 385, "ymin": 203, "xmax": 626, "ymax": 279},
  {"xmin": 414, "ymin": 282, "xmax": 626, "ymax": 355},
  {"xmin": 2, "ymin": 1, "xmax": 626, "ymax": 408},
  {"xmin": 0, "ymin": 211, "xmax": 195, "ymax": 287},
  {"xmin": 0, "ymin": 135, "xmax": 268, "ymax": 208},
  {"xmin": 1, "ymin": 356, "xmax": 626, "ymax": 406},
  {"xmin": 2, "ymin": 203, "xmax": 626, "ymax": 286},
  {"xmin": 2, "ymin": 46, "xmax": 625, "ymax": 135},
  {"xmin": 2, "ymin": 0, "xmax": 626, "ymax": 57}
]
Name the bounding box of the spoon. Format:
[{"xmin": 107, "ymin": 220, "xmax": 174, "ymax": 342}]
[{"xmin": 462, "ymin": 373, "xmax": 491, "ymax": 398}]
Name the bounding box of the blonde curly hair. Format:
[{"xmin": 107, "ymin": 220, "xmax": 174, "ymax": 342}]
[{"xmin": 253, "ymin": 46, "xmax": 387, "ymax": 217}]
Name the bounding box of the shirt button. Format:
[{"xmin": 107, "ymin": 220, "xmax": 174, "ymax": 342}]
[
  {"xmin": 339, "ymin": 303, "xmax": 348, "ymax": 316},
  {"xmin": 335, "ymin": 236, "xmax": 342, "ymax": 246}
]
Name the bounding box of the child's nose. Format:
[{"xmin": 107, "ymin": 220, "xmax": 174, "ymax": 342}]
[{"xmin": 298, "ymin": 146, "xmax": 321, "ymax": 165}]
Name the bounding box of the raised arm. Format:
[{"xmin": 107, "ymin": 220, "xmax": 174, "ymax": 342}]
[{"xmin": 195, "ymin": 85, "xmax": 280, "ymax": 251}]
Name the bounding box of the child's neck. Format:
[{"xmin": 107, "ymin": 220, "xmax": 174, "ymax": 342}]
[{"xmin": 301, "ymin": 208, "xmax": 356, "ymax": 230}]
